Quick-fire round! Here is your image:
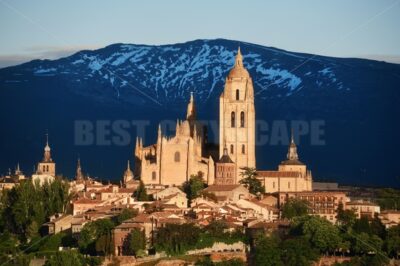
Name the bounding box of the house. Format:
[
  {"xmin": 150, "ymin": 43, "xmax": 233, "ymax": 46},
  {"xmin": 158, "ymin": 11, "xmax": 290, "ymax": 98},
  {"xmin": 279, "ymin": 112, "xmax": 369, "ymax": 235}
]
[
  {"xmin": 236, "ymin": 199, "xmax": 277, "ymax": 221},
  {"xmin": 42, "ymin": 214, "xmax": 73, "ymax": 235},
  {"xmin": 345, "ymin": 200, "xmax": 380, "ymax": 219},
  {"xmin": 153, "ymin": 186, "xmax": 186, "ymax": 200},
  {"xmin": 278, "ymin": 191, "xmax": 349, "ymax": 223},
  {"xmin": 379, "ymin": 210, "xmax": 400, "ymax": 228},
  {"xmin": 203, "ymin": 184, "xmax": 250, "ymax": 203},
  {"xmin": 259, "ymin": 195, "xmax": 278, "ymax": 207},
  {"xmin": 113, "ymin": 212, "xmax": 186, "ymax": 256},
  {"xmin": 159, "ymin": 192, "xmax": 188, "ymax": 209},
  {"xmin": 96, "ymin": 185, "xmax": 135, "ymax": 201},
  {"xmin": 72, "ymin": 197, "xmax": 103, "ymax": 215}
]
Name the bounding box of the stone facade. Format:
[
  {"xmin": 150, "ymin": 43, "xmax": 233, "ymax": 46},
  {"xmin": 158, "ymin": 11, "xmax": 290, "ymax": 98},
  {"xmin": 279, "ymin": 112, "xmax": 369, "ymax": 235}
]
[
  {"xmin": 134, "ymin": 93, "xmax": 214, "ymax": 187},
  {"xmin": 219, "ymin": 48, "xmax": 256, "ymax": 182},
  {"xmin": 214, "ymin": 146, "xmax": 236, "ymax": 185},
  {"xmin": 278, "ymin": 191, "xmax": 349, "ymax": 223},
  {"xmin": 257, "ymin": 133, "xmax": 312, "ymax": 193}
]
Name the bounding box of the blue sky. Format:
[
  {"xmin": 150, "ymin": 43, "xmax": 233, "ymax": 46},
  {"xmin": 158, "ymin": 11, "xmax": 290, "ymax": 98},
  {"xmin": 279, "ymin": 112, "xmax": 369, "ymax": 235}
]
[{"xmin": 0, "ymin": 0, "xmax": 399, "ymax": 67}]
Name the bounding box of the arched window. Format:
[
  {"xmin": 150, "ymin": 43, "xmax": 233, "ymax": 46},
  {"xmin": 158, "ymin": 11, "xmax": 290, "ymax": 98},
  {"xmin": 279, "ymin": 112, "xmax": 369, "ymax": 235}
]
[
  {"xmin": 236, "ymin": 89, "xmax": 240, "ymax": 100},
  {"xmin": 174, "ymin": 151, "xmax": 180, "ymax": 162},
  {"xmin": 152, "ymin": 171, "xmax": 156, "ymax": 181},
  {"xmin": 240, "ymin": 111, "xmax": 245, "ymax": 127},
  {"xmin": 42, "ymin": 165, "xmax": 46, "ymax": 172},
  {"xmin": 242, "ymin": 144, "xmax": 245, "ymax": 154},
  {"xmin": 230, "ymin": 144, "xmax": 234, "ymax": 154},
  {"xmin": 46, "ymin": 165, "xmax": 49, "ymax": 172},
  {"xmin": 288, "ymin": 182, "xmax": 291, "ymax": 189},
  {"xmin": 231, "ymin": 112, "xmax": 235, "ymax": 127}
]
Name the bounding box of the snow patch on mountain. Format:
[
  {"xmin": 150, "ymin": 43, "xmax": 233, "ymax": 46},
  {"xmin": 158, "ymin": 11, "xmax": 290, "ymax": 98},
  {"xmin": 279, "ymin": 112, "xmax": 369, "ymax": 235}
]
[{"xmin": 256, "ymin": 65, "xmax": 302, "ymax": 93}]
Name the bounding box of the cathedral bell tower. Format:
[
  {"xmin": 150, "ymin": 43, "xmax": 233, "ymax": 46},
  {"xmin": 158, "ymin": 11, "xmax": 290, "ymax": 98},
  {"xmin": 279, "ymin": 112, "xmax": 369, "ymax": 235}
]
[
  {"xmin": 219, "ymin": 47, "xmax": 256, "ymax": 182},
  {"xmin": 37, "ymin": 134, "xmax": 56, "ymax": 176}
]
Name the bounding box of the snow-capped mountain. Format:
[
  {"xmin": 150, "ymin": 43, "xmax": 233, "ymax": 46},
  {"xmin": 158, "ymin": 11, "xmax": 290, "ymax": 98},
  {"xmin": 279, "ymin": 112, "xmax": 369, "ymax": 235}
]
[{"xmin": 0, "ymin": 39, "xmax": 399, "ymax": 187}]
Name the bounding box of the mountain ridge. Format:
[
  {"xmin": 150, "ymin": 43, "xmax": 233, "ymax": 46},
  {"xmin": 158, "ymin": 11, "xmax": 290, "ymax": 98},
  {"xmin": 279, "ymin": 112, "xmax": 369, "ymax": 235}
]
[{"xmin": 0, "ymin": 39, "xmax": 399, "ymax": 187}]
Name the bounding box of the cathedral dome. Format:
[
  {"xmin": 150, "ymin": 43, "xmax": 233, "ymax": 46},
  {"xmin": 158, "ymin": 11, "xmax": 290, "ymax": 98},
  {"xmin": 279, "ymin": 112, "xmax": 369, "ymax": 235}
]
[
  {"xmin": 228, "ymin": 47, "xmax": 250, "ymax": 79},
  {"xmin": 228, "ymin": 66, "xmax": 250, "ymax": 79}
]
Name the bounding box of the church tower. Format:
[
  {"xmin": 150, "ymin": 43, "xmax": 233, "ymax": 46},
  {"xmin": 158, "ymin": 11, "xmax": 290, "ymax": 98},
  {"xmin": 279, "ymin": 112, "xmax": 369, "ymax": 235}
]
[
  {"xmin": 37, "ymin": 134, "xmax": 56, "ymax": 176},
  {"xmin": 75, "ymin": 158, "xmax": 84, "ymax": 181},
  {"xmin": 219, "ymin": 47, "xmax": 256, "ymax": 182}
]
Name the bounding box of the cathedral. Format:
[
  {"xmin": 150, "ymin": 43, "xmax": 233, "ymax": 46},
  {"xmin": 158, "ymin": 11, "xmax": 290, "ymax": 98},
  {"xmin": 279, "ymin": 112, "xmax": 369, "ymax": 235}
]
[
  {"xmin": 134, "ymin": 48, "xmax": 255, "ymax": 187},
  {"xmin": 134, "ymin": 48, "xmax": 312, "ymax": 192}
]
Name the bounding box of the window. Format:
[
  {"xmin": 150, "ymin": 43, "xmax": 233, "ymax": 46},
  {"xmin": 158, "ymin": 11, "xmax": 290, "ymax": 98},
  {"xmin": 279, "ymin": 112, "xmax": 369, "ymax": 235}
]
[
  {"xmin": 42, "ymin": 165, "xmax": 45, "ymax": 172},
  {"xmin": 174, "ymin": 151, "xmax": 180, "ymax": 162},
  {"xmin": 236, "ymin": 89, "xmax": 240, "ymax": 100},
  {"xmin": 273, "ymin": 182, "xmax": 275, "ymax": 189},
  {"xmin": 231, "ymin": 112, "xmax": 235, "ymax": 127},
  {"xmin": 152, "ymin": 171, "xmax": 156, "ymax": 181},
  {"xmin": 241, "ymin": 144, "xmax": 245, "ymax": 154},
  {"xmin": 288, "ymin": 182, "xmax": 291, "ymax": 189},
  {"xmin": 240, "ymin": 112, "xmax": 245, "ymax": 127},
  {"xmin": 47, "ymin": 165, "xmax": 49, "ymax": 172},
  {"xmin": 230, "ymin": 144, "xmax": 234, "ymax": 154}
]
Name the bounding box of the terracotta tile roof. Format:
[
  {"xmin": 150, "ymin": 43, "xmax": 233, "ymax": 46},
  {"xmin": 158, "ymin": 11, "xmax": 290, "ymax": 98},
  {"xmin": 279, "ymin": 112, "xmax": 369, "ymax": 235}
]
[
  {"xmin": 205, "ymin": 184, "xmax": 242, "ymax": 192},
  {"xmin": 347, "ymin": 201, "xmax": 379, "ymax": 207},
  {"xmin": 73, "ymin": 198, "xmax": 102, "ymax": 204},
  {"xmin": 280, "ymin": 159, "xmax": 304, "ymax": 165},
  {"xmin": 257, "ymin": 171, "xmax": 300, "ymax": 178},
  {"xmin": 97, "ymin": 186, "xmax": 135, "ymax": 194}
]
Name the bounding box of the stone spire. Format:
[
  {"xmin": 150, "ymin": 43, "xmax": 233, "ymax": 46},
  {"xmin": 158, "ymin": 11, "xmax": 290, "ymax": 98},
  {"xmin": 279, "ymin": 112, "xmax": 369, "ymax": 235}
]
[
  {"xmin": 75, "ymin": 158, "xmax": 83, "ymax": 181},
  {"xmin": 123, "ymin": 160, "xmax": 134, "ymax": 184},
  {"xmin": 134, "ymin": 136, "xmax": 139, "ymax": 156},
  {"xmin": 235, "ymin": 46, "xmax": 243, "ymax": 67},
  {"xmin": 43, "ymin": 133, "xmax": 52, "ymax": 162},
  {"xmin": 287, "ymin": 130, "xmax": 299, "ymax": 161},
  {"xmin": 186, "ymin": 92, "xmax": 196, "ymax": 121},
  {"xmin": 158, "ymin": 124, "xmax": 162, "ymax": 139},
  {"xmin": 15, "ymin": 163, "xmax": 22, "ymax": 175}
]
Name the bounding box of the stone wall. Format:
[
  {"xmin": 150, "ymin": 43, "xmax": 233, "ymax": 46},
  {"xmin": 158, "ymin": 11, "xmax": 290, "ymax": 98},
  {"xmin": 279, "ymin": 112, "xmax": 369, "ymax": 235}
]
[{"xmin": 187, "ymin": 241, "xmax": 246, "ymax": 255}]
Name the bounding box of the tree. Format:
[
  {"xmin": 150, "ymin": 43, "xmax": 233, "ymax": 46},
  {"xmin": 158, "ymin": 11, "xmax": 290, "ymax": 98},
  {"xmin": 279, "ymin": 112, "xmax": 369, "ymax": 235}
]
[
  {"xmin": 353, "ymin": 216, "xmax": 371, "ymax": 235},
  {"xmin": 239, "ymin": 167, "xmax": 264, "ymax": 195},
  {"xmin": 352, "ymin": 232, "xmax": 383, "ymax": 255},
  {"xmin": 95, "ymin": 232, "xmax": 113, "ymax": 256},
  {"xmin": 370, "ymin": 214, "xmax": 386, "ymax": 239},
  {"xmin": 282, "ymin": 198, "xmax": 309, "ymax": 219},
  {"xmin": 78, "ymin": 219, "xmax": 115, "ymax": 255},
  {"xmin": 155, "ymin": 223, "xmax": 201, "ymax": 255},
  {"xmin": 44, "ymin": 250, "xmax": 84, "ymax": 266},
  {"xmin": 135, "ymin": 181, "xmax": 148, "ymax": 201},
  {"xmin": 0, "ymin": 232, "xmax": 18, "ymax": 262},
  {"xmin": 300, "ymin": 216, "xmax": 341, "ymax": 254},
  {"xmin": 253, "ymin": 235, "xmax": 283, "ymax": 266},
  {"xmin": 128, "ymin": 228, "xmax": 146, "ymax": 256},
  {"xmin": 336, "ymin": 202, "xmax": 356, "ymax": 228},
  {"xmin": 205, "ymin": 220, "xmax": 228, "ymax": 238},
  {"xmin": 386, "ymin": 225, "xmax": 400, "ymax": 258},
  {"xmin": 183, "ymin": 173, "xmax": 206, "ymax": 202},
  {"xmin": 114, "ymin": 208, "xmax": 138, "ymax": 225},
  {"xmin": 280, "ymin": 237, "xmax": 319, "ymax": 266},
  {"xmin": 1, "ymin": 178, "xmax": 70, "ymax": 242}
]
